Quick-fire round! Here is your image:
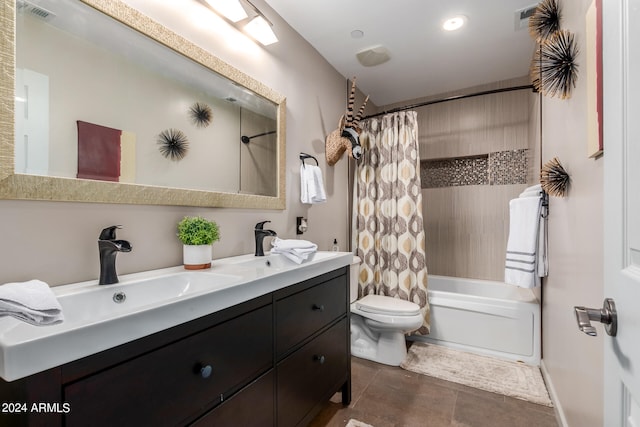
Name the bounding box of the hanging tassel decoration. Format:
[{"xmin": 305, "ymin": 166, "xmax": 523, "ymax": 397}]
[{"xmin": 540, "ymin": 157, "xmax": 570, "ymax": 197}]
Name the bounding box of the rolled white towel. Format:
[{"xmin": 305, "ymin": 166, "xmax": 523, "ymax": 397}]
[{"xmin": 0, "ymin": 280, "xmax": 64, "ymax": 326}]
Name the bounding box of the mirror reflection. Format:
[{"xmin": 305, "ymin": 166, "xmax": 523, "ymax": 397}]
[{"xmin": 14, "ymin": 0, "xmax": 279, "ymax": 197}]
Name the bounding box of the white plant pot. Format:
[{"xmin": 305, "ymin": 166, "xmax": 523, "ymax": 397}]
[{"xmin": 183, "ymin": 244, "xmax": 212, "ymax": 270}]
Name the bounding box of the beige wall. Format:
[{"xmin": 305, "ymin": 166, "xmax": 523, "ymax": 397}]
[
  {"xmin": 539, "ymin": 1, "xmax": 604, "ymax": 425},
  {"xmin": 0, "ymin": 0, "xmax": 350, "ymax": 286}
]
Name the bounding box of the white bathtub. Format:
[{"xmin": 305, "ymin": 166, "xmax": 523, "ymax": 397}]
[{"xmin": 409, "ymin": 275, "xmax": 541, "ymax": 365}]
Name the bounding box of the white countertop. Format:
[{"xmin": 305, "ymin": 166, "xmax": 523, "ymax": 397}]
[{"xmin": 0, "ymin": 251, "xmax": 353, "ymax": 381}]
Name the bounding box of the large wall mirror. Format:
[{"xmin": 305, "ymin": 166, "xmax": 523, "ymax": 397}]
[{"xmin": 0, "ymin": 0, "xmax": 286, "ymax": 208}]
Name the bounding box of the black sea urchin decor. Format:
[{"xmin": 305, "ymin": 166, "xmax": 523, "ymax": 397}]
[
  {"xmin": 189, "ymin": 102, "xmax": 213, "ymax": 128},
  {"xmin": 158, "ymin": 128, "xmax": 189, "ymax": 160},
  {"xmin": 529, "ymin": 0, "xmax": 561, "ymax": 42},
  {"xmin": 540, "ymin": 157, "xmax": 570, "ymax": 197},
  {"xmin": 531, "ymin": 30, "xmax": 578, "ymax": 99}
]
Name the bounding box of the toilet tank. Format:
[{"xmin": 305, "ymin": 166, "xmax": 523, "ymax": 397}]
[{"xmin": 350, "ymin": 256, "xmax": 361, "ymax": 303}]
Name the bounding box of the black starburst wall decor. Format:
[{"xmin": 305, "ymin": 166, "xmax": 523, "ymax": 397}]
[
  {"xmin": 529, "ymin": 0, "xmax": 561, "ymax": 42},
  {"xmin": 540, "ymin": 157, "xmax": 570, "ymax": 197},
  {"xmin": 189, "ymin": 102, "xmax": 213, "ymax": 128},
  {"xmin": 530, "ymin": 29, "xmax": 578, "ymax": 99},
  {"xmin": 157, "ymin": 128, "xmax": 189, "ymax": 161}
]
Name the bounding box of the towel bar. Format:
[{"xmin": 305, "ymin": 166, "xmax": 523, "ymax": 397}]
[{"xmin": 299, "ymin": 153, "xmax": 319, "ymax": 168}]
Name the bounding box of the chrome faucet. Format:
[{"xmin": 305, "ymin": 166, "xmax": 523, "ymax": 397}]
[
  {"xmin": 98, "ymin": 225, "xmax": 132, "ymax": 285},
  {"xmin": 254, "ymin": 221, "xmax": 277, "ymax": 257}
]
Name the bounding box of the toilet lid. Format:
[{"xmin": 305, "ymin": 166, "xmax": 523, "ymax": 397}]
[{"xmin": 355, "ymin": 295, "xmax": 421, "ymax": 316}]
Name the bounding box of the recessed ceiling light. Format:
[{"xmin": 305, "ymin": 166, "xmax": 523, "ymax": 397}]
[
  {"xmin": 351, "ymin": 29, "xmax": 364, "ymax": 39},
  {"xmin": 442, "ymin": 15, "xmax": 467, "ymax": 31}
]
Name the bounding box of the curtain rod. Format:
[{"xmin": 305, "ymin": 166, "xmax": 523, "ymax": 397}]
[{"xmin": 364, "ymin": 84, "xmax": 535, "ymax": 119}]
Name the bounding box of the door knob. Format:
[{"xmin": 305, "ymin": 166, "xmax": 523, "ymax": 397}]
[{"xmin": 574, "ymin": 298, "xmax": 617, "ymax": 337}]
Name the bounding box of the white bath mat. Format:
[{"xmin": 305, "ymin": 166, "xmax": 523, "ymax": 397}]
[
  {"xmin": 401, "ymin": 343, "xmax": 553, "ymax": 407},
  {"xmin": 346, "ymin": 420, "xmax": 374, "ymax": 427}
]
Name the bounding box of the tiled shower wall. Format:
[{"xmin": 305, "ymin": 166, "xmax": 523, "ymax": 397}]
[{"xmin": 384, "ymin": 77, "xmax": 537, "ymax": 281}]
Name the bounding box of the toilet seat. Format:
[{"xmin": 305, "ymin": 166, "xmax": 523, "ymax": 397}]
[{"xmin": 355, "ymin": 294, "xmax": 421, "ymax": 316}]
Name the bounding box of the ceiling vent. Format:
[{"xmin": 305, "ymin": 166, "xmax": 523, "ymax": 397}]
[
  {"xmin": 356, "ymin": 45, "xmax": 391, "ymax": 67},
  {"xmin": 17, "ymin": 0, "xmax": 56, "ymax": 21},
  {"xmin": 514, "ymin": 4, "xmax": 538, "ymax": 31}
]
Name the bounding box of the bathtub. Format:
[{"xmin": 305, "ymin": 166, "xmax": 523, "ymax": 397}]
[{"xmin": 409, "ymin": 275, "xmax": 541, "ymax": 365}]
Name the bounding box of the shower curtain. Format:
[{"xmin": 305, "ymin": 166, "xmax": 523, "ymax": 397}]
[{"xmin": 354, "ymin": 111, "xmax": 430, "ymax": 334}]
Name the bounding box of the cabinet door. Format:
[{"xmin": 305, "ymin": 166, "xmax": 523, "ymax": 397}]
[
  {"xmin": 277, "ymin": 319, "xmax": 348, "ymax": 427},
  {"xmin": 192, "ymin": 370, "xmax": 274, "ymax": 427},
  {"xmin": 276, "ymin": 275, "xmax": 347, "ymax": 357},
  {"xmin": 64, "ymin": 305, "xmax": 272, "ymax": 427}
]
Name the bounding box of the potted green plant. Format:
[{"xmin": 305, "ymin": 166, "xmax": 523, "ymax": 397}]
[{"xmin": 177, "ymin": 216, "xmax": 220, "ymax": 270}]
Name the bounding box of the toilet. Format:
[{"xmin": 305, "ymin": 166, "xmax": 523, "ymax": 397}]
[{"xmin": 350, "ymin": 256, "xmax": 423, "ymax": 366}]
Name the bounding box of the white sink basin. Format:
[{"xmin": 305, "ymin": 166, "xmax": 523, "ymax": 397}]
[
  {"xmin": 56, "ymin": 271, "xmax": 242, "ymax": 326},
  {"xmin": 0, "ymin": 251, "xmax": 353, "ymax": 381},
  {"xmin": 220, "ymin": 252, "xmax": 336, "ymax": 271}
]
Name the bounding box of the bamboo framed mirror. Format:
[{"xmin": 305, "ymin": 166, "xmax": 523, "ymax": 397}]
[{"xmin": 0, "ymin": 0, "xmax": 286, "ymax": 209}]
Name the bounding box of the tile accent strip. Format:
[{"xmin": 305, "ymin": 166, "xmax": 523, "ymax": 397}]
[{"xmin": 421, "ymin": 149, "xmax": 528, "ymax": 188}]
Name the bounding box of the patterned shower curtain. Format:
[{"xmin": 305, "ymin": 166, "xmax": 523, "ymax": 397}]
[{"xmin": 355, "ymin": 111, "xmax": 430, "ymax": 334}]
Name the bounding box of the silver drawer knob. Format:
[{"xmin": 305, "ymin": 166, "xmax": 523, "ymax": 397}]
[
  {"xmin": 314, "ymin": 355, "xmax": 326, "ymax": 364},
  {"xmin": 195, "ymin": 363, "xmax": 213, "ymax": 379}
]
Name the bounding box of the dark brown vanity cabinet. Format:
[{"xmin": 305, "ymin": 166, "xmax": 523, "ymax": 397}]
[{"xmin": 0, "ymin": 266, "xmax": 350, "ymax": 427}]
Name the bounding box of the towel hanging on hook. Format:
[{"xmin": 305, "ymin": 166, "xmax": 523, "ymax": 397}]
[{"xmin": 299, "ymin": 153, "xmax": 325, "ymax": 204}]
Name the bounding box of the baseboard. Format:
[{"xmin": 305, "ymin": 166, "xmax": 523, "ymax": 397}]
[{"xmin": 540, "ymin": 359, "xmax": 569, "ymax": 427}]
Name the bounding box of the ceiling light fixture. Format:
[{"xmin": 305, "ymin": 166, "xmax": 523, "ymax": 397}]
[
  {"xmin": 243, "ymin": 14, "xmax": 278, "ymax": 45},
  {"xmin": 203, "ymin": 0, "xmax": 247, "ymax": 23},
  {"xmin": 442, "ymin": 15, "xmax": 467, "ymax": 31},
  {"xmin": 201, "ymin": 0, "xmax": 278, "ymax": 46}
]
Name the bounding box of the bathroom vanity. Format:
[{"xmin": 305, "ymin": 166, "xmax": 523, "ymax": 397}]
[{"xmin": 0, "ymin": 252, "xmax": 352, "ymax": 426}]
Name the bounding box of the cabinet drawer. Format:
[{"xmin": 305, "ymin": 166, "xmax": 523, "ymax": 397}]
[
  {"xmin": 64, "ymin": 305, "xmax": 273, "ymax": 427},
  {"xmin": 277, "ymin": 318, "xmax": 348, "ymax": 427},
  {"xmin": 276, "ymin": 275, "xmax": 347, "ymax": 356},
  {"xmin": 192, "ymin": 370, "xmax": 274, "ymax": 427}
]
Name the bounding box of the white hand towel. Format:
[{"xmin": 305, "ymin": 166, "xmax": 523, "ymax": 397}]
[
  {"xmin": 271, "ymin": 237, "xmax": 318, "ymax": 264},
  {"xmin": 0, "ymin": 280, "xmax": 64, "ymax": 326},
  {"xmin": 519, "ymin": 189, "xmax": 543, "ymax": 198},
  {"xmin": 523, "ymin": 184, "xmax": 542, "ymax": 193},
  {"xmin": 519, "ymin": 184, "xmax": 543, "ymax": 198},
  {"xmin": 300, "ymin": 164, "xmax": 326, "ymax": 204},
  {"xmin": 505, "ymin": 197, "xmax": 543, "ymax": 288}
]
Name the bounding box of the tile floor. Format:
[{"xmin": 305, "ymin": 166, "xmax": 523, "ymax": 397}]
[{"xmin": 310, "ymin": 357, "xmax": 559, "ymax": 427}]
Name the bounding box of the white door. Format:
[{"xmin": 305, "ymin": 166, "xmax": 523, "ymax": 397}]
[
  {"xmin": 14, "ymin": 68, "xmax": 49, "ymax": 175},
  {"xmin": 602, "ymin": 0, "xmax": 640, "ymax": 425}
]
